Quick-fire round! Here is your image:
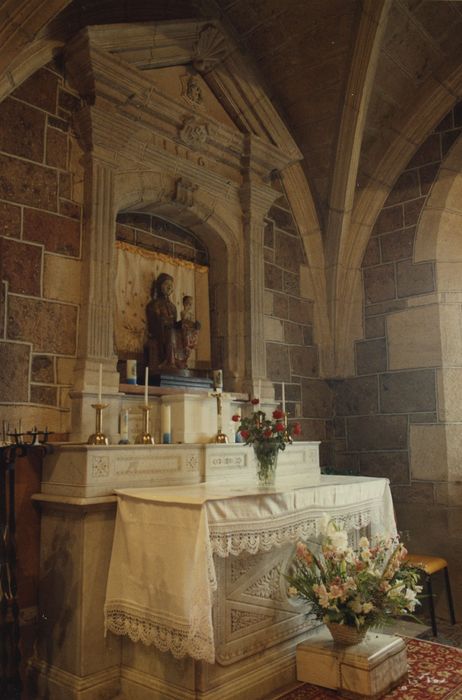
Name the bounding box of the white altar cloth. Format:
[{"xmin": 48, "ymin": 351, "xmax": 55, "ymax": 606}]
[{"xmin": 104, "ymin": 475, "xmax": 396, "ymax": 664}]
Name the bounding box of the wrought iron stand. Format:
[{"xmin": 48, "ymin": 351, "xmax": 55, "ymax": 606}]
[{"xmin": 0, "ymin": 433, "xmax": 52, "ymax": 699}]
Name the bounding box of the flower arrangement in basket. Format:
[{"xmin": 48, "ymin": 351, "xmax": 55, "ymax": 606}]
[
  {"xmin": 232, "ymin": 401, "xmax": 302, "ymax": 485},
  {"xmin": 286, "ymin": 516, "xmax": 422, "ymax": 644}
]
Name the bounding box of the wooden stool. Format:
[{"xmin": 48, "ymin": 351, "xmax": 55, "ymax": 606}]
[{"xmin": 406, "ymin": 554, "xmax": 456, "ymax": 637}]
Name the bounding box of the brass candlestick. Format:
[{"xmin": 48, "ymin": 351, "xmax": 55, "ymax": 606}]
[
  {"xmin": 212, "ymin": 391, "xmax": 228, "ymax": 443},
  {"xmin": 283, "ymin": 412, "xmax": 293, "ymax": 444},
  {"xmin": 135, "ymin": 405, "xmax": 155, "ymax": 445},
  {"xmin": 88, "ymin": 403, "xmax": 109, "ymax": 445}
]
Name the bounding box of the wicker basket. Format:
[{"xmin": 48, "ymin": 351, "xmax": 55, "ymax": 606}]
[{"xmin": 326, "ymin": 622, "xmax": 368, "ymax": 646}]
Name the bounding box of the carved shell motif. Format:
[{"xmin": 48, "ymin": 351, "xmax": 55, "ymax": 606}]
[{"xmin": 193, "ymin": 25, "xmax": 228, "ymax": 74}]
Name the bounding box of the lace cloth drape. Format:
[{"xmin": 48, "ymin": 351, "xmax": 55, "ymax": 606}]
[{"xmin": 104, "ymin": 475, "xmax": 396, "ymax": 664}]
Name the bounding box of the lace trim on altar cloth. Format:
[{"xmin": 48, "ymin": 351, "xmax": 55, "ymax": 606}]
[
  {"xmin": 208, "ymin": 502, "xmax": 391, "ymax": 557},
  {"xmin": 104, "ymin": 603, "xmax": 216, "ymax": 664}
]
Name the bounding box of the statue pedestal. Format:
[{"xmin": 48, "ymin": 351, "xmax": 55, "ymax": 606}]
[{"xmin": 148, "ymin": 368, "xmax": 213, "ymax": 390}]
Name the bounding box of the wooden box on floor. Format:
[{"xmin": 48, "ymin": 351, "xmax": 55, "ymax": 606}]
[{"xmin": 296, "ymin": 629, "xmax": 407, "ymax": 698}]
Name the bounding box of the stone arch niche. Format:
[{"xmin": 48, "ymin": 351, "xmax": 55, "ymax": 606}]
[
  {"xmin": 65, "ymin": 21, "xmax": 300, "ymax": 440},
  {"xmin": 113, "ymin": 190, "xmax": 238, "ymax": 378},
  {"xmin": 408, "ymin": 136, "xmax": 462, "ymax": 489}
]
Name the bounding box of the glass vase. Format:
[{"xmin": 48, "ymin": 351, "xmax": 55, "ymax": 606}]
[{"xmin": 253, "ymin": 442, "xmax": 279, "ymax": 488}]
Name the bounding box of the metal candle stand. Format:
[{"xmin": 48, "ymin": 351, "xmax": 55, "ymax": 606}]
[
  {"xmin": 283, "ymin": 413, "xmax": 293, "ymax": 444},
  {"xmin": 212, "ymin": 390, "xmax": 228, "ymax": 443},
  {"xmin": 88, "ymin": 403, "xmax": 109, "ymax": 445},
  {"xmin": 135, "ymin": 405, "xmax": 155, "ymax": 444},
  {"xmin": 0, "ymin": 431, "xmax": 53, "ymax": 699}
]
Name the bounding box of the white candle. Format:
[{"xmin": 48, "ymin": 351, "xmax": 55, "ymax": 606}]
[
  {"xmin": 120, "ymin": 409, "xmax": 129, "ymax": 441},
  {"xmin": 281, "ymin": 382, "xmax": 286, "ymax": 413},
  {"xmin": 98, "ymin": 363, "xmax": 102, "ymax": 404},
  {"xmin": 161, "ymin": 404, "xmax": 171, "ymax": 440},
  {"xmin": 144, "ymin": 367, "xmax": 149, "ymax": 405}
]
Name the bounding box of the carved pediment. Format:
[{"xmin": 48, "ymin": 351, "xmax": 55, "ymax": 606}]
[{"xmin": 64, "ymin": 20, "xmax": 301, "ymax": 167}]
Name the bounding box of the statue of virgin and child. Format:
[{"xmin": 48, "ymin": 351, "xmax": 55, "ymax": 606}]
[{"xmin": 146, "ymin": 273, "xmax": 201, "ymax": 371}]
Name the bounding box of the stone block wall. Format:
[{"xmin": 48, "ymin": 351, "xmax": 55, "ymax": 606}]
[
  {"xmin": 116, "ymin": 213, "xmax": 208, "ymax": 265},
  {"xmin": 0, "ymin": 62, "xmax": 83, "ymax": 432},
  {"xmin": 334, "ymin": 102, "xmax": 462, "ymax": 483},
  {"xmin": 264, "ymin": 177, "xmax": 329, "ymax": 454}
]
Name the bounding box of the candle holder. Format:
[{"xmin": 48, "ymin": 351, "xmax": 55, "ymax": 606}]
[
  {"xmin": 283, "ymin": 412, "xmax": 293, "ymax": 444},
  {"xmin": 135, "ymin": 405, "xmax": 155, "ymax": 445},
  {"xmin": 212, "ymin": 391, "xmax": 229, "ymax": 444},
  {"xmin": 88, "ymin": 403, "xmax": 109, "ymax": 445}
]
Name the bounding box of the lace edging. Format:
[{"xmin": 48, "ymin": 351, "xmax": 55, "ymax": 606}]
[
  {"xmin": 104, "ymin": 607, "xmax": 215, "ymax": 663},
  {"xmin": 209, "ymin": 508, "xmax": 378, "ymax": 557}
]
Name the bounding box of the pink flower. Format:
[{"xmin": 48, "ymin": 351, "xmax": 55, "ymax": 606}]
[
  {"xmin": 240, "ymin": 430, "xmax": 250, "ymax": 440},
  {"xmin": 263, "ymin": 429, "xmax": 273, "ymax": 438},
  {"xmin": 292, "ymin": 422, "xmax": 302, "ymax": 436},
  {"xmin": 275, "ymin": 422, "xmax": 285, "ymax": 432},
  {"xmin": 272, "ymin": 409, "xmax": 284, "ymax": 420},
  {"xmin": 296, "ymin": 542, "xmax": 313, "ymax": 564},
  {"xmin": 231, "ymin": 414, "xmax": 241, "ymax": 422},
  {"xmin": 250, "ymin": 398, "xmax": 260, "ymax": 405}
]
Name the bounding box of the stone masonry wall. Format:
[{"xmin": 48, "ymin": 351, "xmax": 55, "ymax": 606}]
[
  {"xmin": 116, "ymin": 213, "xmax": 208, "ymax": 266},
  {"xmin": 264, "ymin": 177, "xmax": 329, "ymax": 457},
  {"xmin": 334, "ymin": 102, "xmax": 462, "ymax": 481},
  {"xmin": 0, "ymin": 62, "xmax": 84, "ymax": 432}
]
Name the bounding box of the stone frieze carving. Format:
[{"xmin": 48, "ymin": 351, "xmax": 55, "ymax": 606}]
[
  {"xmin": 174, "ymin": 178, "xmax": 198, "ymax": 207},
  {"xmin": 230, "ymin": 609, "xmax": 271, "ymax": 633},
  {"xmin": 185, "ymin": 454, "xmax": 200, "ymax": 471},
  {"xmin": 214, "ymin": 543, "xmax": 315, "ymax": 664},
  {"xmin": 210, "ymin": 455, "xmax": 246, "ymax": 468},
  {"xmin": 91, "ymin": 456, "xmax": 110, "ymax": 478},
  {"xmin": 244, "ymin": 564, "xmax": 284, "ymax": 602},
  {"xmin": 181, "ymin": 75, "xmax": 204, "ymax": 109},
  {"xmin": 179, "ymin": 116, "xmax": 208, "ymax": 148},
  {"xmin": 230, "ymin": 553, "xmax": 263, "ymax": 583}
]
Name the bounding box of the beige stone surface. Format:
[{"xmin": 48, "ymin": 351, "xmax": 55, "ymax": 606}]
[
  {"xmin": 415, "ymin": 208, "xmax": 462, "ymax": 263},
  {"xmin": 440, "ymin": 304, "xmax": 462, "ymax": 368},
  {"xmin": 445, "ymin": 425, "xmax": 462, "ymax": 481},
  {"xmin": 43, "ymin": 253, "xmax": 81, "ymax": 303},
  {"xmin": 411, "ymin": 423, "xmax": 462, "ymax": 482},
  {"xmin": 435, "ymin": 482, "xmax": 462, "ymax": 507},
  {"xmin": 68, "ymin": 136, "xmax": 85, "ymax": 204},
  {"xmin": 410, "ymin": 424, "xmax": 448, "ymax": 481},
  {"xmin": 264, "ymin": 315, "xmax": 284, "ymax": 342},
  {"xmin": 437, "ymin": 368, "xmax": 462, "ymax": 423},
  {"xmin": 387, "ymin": 305, "xmax": 441, "ymax": 370},
  {"xmin": 436, "ymin": 262, "xmax": 462, "ymax": 292},
  {"xmin": 56, "ymin": 356, "xmax": 75, "ymax": 385},
  {"xmin": 407, "ymin": 292, "xmax": 440, "ymax": 307},
  {"xmin": 435, "ymin": 209, "xmax": 462, "ymax": 262},
  {"xmin": 299, "ymin": 264, "xmax": 314, "ymax": 300},
  {"xmin": 0, "ymin": 404, "xmax": 70, "ymax": 433},
  {"xmin": 440, "ymin": 170, "xmax": 462, "ymax": 213}
]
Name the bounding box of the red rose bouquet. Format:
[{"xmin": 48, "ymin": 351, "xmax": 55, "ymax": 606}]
[{"xmin": 231, "ymin": 404, "xmax": 302, "ymax": 484}]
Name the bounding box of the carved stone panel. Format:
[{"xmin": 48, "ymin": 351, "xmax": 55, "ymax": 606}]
[{"xmin": 213, "ymin": 543, "xmax": 317, "ymax": 665}]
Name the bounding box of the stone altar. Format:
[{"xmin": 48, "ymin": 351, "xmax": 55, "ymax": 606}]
[{"xmin": 30, "ymin": 443, "xmax": 395, "ymax": 700}]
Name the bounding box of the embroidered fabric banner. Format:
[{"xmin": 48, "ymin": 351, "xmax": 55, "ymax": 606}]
[{"xmin": 114, "ymin": 241, "xmax": 211, "ymax": 364}]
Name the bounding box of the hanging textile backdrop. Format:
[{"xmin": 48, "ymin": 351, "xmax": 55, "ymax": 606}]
[{"xmin": 114, "ymin": 241, "xmax": 211, "ymax": 366}]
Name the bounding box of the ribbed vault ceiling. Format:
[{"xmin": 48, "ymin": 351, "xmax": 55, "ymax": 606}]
[{"xmin": 35, "ymin": 0, "xmax": 462, "ymax": 229}]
